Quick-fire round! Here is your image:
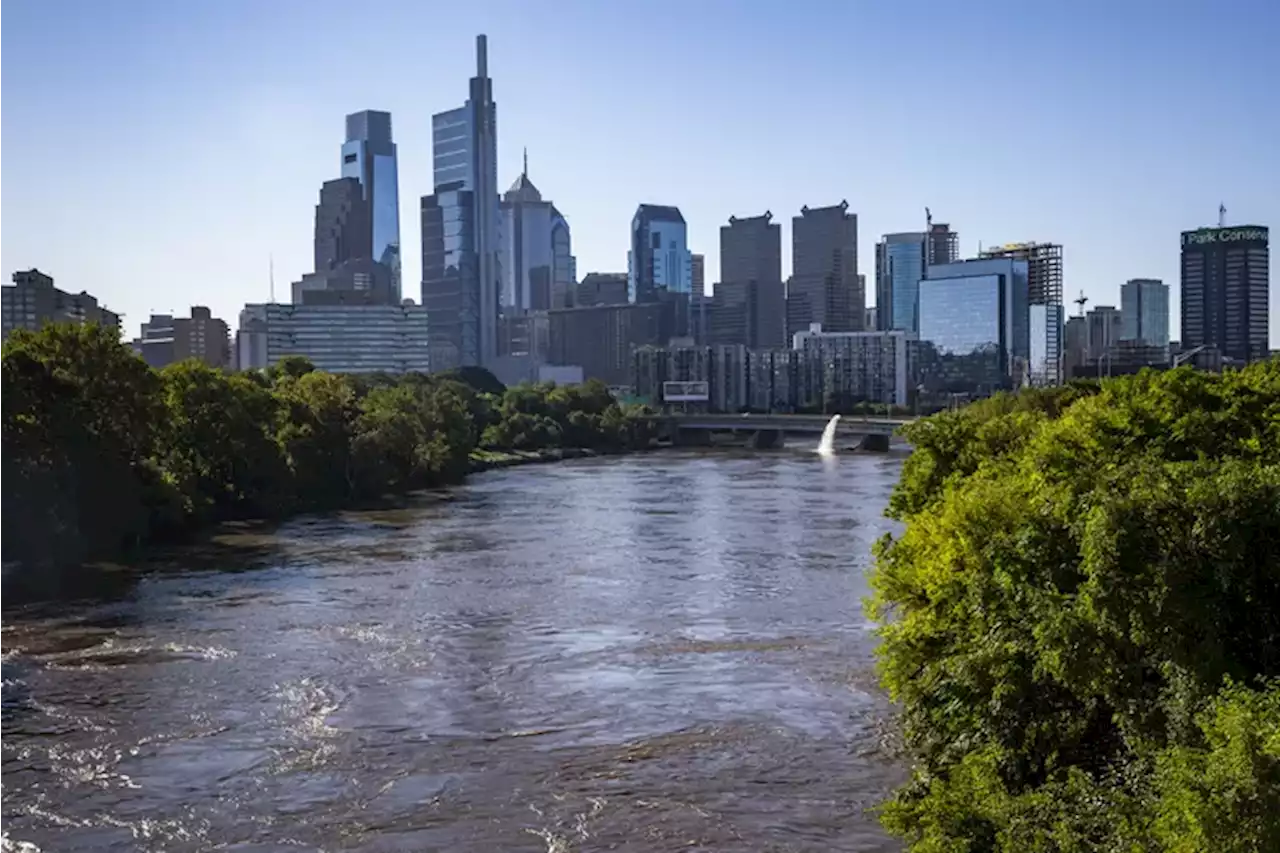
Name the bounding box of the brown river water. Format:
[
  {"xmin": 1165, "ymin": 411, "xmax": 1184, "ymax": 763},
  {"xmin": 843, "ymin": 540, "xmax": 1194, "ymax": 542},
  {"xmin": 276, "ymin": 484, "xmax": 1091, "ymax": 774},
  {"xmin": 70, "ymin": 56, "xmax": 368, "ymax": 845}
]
[{"xmin": 2, "ymin": 447, "xmax": 908, "ymax": 852}]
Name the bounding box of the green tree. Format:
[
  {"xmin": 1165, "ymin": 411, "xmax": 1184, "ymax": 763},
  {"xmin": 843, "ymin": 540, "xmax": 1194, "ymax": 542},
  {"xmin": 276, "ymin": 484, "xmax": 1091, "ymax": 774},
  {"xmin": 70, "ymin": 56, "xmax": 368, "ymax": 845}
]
[{"xmin": 869, "ymin": 360, "xmax": 1280, "ymax": 851}]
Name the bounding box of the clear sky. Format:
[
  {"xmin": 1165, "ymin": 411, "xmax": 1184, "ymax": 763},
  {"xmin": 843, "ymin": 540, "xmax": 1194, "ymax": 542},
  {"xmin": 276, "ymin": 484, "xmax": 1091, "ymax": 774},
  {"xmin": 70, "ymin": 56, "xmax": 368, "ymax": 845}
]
[{"xmin": 3, "ymin": 0, "xmax": 1277, "ymax": 345}]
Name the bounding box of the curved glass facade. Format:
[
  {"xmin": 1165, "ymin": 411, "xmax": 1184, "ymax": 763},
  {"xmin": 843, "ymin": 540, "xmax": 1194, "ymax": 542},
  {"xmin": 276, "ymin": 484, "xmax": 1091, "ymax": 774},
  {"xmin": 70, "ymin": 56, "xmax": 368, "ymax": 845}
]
[{"xmin": 341, "ymin": 111, "xmax": 401, "ymax": 302}]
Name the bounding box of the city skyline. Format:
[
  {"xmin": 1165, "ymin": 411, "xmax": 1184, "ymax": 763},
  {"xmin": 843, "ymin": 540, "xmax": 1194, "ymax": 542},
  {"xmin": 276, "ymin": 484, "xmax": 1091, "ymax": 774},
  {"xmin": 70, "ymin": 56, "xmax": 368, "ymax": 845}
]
[{"xmin": 1, "ymin": 0, "xmax": 1277, "ymax": 345}]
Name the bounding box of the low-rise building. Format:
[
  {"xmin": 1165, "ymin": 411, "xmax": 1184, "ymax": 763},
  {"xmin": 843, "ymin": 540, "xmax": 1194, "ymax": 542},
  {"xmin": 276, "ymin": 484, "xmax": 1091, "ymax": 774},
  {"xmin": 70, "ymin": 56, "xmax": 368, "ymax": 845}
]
[
  {"xmin": 235, "ymin": 302, "xmax": 429, "ymax": 374},
  {"xmin": 131, "ymin": 306, "xmax": 231, "ymax": 369},
  {"xmin": 2, "ymin": 269, "xmax": 121, "ymax": 341}
]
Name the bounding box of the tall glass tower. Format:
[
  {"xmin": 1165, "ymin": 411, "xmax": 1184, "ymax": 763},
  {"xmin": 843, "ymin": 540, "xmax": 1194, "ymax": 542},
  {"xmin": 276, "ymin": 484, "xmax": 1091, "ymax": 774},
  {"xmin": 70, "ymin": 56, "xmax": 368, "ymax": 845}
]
[
  {"xmin": 422, "ymin": 35, "xmax": 500, "ymax": 368},
  {"xmin": 341, "ymin": 110, "xmax": 401, "ymax": 301}
]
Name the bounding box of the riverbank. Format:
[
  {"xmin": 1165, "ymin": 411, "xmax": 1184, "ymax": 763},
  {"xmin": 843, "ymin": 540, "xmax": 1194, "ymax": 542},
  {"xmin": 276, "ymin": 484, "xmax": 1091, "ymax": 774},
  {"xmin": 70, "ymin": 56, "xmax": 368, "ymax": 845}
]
[{"xmin": 469, "ymin": 445, "xmax": 652, "ymax": 472}]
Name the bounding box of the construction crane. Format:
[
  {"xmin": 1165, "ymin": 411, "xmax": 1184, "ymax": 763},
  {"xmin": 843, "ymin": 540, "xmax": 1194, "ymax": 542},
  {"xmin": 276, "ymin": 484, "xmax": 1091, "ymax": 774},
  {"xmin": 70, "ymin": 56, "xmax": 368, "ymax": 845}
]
[{"xmin": 1074, "ymin": 290, "xmax": 1088, "ymax": 318}]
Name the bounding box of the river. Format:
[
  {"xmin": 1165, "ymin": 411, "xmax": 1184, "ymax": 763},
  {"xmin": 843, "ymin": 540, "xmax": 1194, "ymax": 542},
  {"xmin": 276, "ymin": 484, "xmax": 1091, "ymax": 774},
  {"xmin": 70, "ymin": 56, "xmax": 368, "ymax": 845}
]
[{"xmin": 2, "ymin": 447, "xmax": 908, "ymax": 852}]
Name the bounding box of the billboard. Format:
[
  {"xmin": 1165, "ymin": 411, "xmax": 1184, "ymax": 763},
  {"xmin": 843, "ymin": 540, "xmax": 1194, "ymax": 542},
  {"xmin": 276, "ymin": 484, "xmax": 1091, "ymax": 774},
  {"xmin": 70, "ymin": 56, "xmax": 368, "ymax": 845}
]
[{"xmin": 662, "ymin": 380, "xmax": 709, "ymax": 402}]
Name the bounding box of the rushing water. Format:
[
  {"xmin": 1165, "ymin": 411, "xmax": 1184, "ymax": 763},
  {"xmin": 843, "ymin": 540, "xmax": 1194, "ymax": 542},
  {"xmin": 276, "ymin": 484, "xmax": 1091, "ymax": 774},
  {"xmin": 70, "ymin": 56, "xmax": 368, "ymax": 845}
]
[{"xmin": 2, "ymin": 448, "xmax": 908, "ymax": 852}]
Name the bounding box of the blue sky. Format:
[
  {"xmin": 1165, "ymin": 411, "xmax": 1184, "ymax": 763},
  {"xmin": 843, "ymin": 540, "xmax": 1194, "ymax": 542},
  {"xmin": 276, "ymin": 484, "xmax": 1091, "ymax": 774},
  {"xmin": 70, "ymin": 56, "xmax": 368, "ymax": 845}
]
[{"xmin": 3, "ymin": 0, "xmax": 1277, "ymax": 344}]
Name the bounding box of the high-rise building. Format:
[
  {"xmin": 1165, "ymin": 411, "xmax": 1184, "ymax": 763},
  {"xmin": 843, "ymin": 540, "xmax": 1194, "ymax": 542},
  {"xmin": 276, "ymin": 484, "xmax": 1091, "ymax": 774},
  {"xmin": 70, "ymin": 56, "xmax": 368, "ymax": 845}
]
[
  {"xmin": 131, "ymin": 306, "xmax": 231, "ymax": 369},
  {"xmin": 548, "ymin": 301, "xmax": 678, "ymax": 386},
  {"xmin": 978, "ymin": 242, "xmax": 1063, "ymax": 383},
  {"xmin": 1120, "ymin": 278, "xmax": 1170, "ymax": 349},
  {"xmin": 979, "ymin": 242, "xmax": 1063, "ymax": 306},
  {"xmin": 917, "ymin": 258, "xmax": 1029, "ymax": 396},
  {"xmin": 712, "ymin": 212, "xmax": 786, "ymax": 348},
  {"xmin": 787, "ymin": 201, "xmax": 861, "ymax": 339},
  {"xmin": 422, "ymin": 34, "xmax": 501, "ymax": 370},
  {"xmin": 1180, "ymin": 225, "xmax": 1270, "ymax": 363},
  {"xmin": 628, "ymin": 204, "xmax": 692, "ymax": 304},
  {"xmin": 313, "ymin": 177, "xmax": 370, "ymax": 274},
  {"xmin": 874, "ymin": 224, "xmax": 959, "ymax": 333},
  {"xmin": 2, "ymin": 269, "xmax": 121, "ymax": 341},
  {"xmin": 1086, "ymin": 305, "xmax": 1123, "ymax": 361},
  {"xmin": 1028, "ymin": 303, "xmax": 1065, "ymax": 387},
  {"xmin": 576, "ymin": 272, "xmax": 629, "ymax": 307},
  {"xmin": 1064, "ymin": 314, "xmax": 1088, "ymax": 378},
  {"xmin": 691, "ymin": 253, "xmax": 706, "ymax": 297},
  {"xmin": 340, "ymin": 110, "xmax": 401, "ymax": 301},
  {"xmin": 497, "ymin": 153, "xmax": 575, "ymax": 312}
]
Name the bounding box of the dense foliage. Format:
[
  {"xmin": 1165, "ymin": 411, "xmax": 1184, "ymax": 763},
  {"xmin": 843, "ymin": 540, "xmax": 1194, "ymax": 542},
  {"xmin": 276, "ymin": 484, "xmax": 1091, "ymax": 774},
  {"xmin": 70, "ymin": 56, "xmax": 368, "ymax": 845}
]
[
  {"xmin": 869, "ymin": 360, "xmax": 1280, "ymax": 851},
  {"xmin": 2, "ymin": 324, "xmax": 654, "ymax": 570}
]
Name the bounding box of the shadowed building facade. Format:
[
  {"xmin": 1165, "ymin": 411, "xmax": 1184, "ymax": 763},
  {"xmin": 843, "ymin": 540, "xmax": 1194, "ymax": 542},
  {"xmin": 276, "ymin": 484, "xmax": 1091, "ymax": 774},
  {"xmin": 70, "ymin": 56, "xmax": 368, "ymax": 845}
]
[{"xmin": 787, "ymin": 201, "xmax": 861, "ymax": 340}]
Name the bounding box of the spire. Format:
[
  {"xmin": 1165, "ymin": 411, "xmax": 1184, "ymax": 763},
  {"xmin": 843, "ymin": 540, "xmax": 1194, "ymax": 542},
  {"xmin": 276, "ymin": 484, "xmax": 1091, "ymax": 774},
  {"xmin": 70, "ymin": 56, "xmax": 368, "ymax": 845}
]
[{"xmin": 522, "ymin": 147, "xmax": 528, "ymax": 178}]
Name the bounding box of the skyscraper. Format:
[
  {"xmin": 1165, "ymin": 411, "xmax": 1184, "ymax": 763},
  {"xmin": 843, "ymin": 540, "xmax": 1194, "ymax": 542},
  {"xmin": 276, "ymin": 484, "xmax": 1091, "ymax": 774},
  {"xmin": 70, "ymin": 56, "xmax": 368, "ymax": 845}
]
[
  {"xmin": 340, "ymin": 110, "xmax": 401, "ymax": 301},
  {"xmin": 422, "ymin": 35, "xmax": 501, "ymax": 369},
  {"xmin": 712, "ymin": 212, "xmax": 785, "ymax": 348},
  {"xmin": 1180, "ymin": 225, "xmax": 1269, "ymax": 363},
  {"xmin": 979, "ymin": 242, "xmax": 1063, "ymax": 306},
  {"xmin": 628, "ymin": 205, "xmax": 692, "ymax": 303},
  {"xmin": 1120, "ymin": 278, "xmax": 1170, "ymax": 348},
  {"xmin": 918, "ymin": 258, "xmax": 1030, "ymax": 395},
  {"xmin": 691, "ymin": 253, "xmax": 706, "ymax": 297},
  {"xmin": 979, "ymin": 242, "xmax": 1063, "ymax": 382},
  {"xmin": 313, "ymin": 177, "xmax": 370, "ymax": 273},
  {"xmin": 874, "ymin": 224, "xmax": 959, "ymax": 332},
  {"xmin": 787, "ymin": 201, "xmax": 861, "ymax": 339},
  {"xmin": 497, "ymin": 152, "xmax": 575, "ymax": 312}
]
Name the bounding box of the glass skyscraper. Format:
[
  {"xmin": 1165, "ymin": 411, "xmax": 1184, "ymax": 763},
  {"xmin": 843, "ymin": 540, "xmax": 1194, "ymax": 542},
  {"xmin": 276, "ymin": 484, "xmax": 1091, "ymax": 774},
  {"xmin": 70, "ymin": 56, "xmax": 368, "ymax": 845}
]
[
  {"xmin": 874, "ymin": 224, "xmax": 958, "ymax": 333},
  {"xmin": 497, "ymin": 157, "xmax": 575, "ymax": 312},
  {"xmin": 628, "ymin": 205, "xmax": 692, "ymax": 304},
  {"xmin": 422, "ymin": 34, "xmax": 501, "ymax": 369},
  {"xmin": 1120, "ymin": 278, "xmax": 1170, "ymax": 349},
  {"xmin": 917, "ymin": 258, "xmax": 1029, "ymax": 396},
  {"xmin": 340, "ymin": 110, "xmax": 401, "ymax": 301}
]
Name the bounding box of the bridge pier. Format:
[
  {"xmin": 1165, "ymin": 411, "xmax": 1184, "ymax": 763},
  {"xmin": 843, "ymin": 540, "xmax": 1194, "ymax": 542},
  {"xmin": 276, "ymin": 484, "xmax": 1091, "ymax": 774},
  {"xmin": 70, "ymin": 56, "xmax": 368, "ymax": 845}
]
[
  {"xmin": 748, "ymin": 429, "xmax": 783, "ymax": 449},
  {"xmin": 857, "ymin": 433, "xmax": 890, "ymax": 452}
]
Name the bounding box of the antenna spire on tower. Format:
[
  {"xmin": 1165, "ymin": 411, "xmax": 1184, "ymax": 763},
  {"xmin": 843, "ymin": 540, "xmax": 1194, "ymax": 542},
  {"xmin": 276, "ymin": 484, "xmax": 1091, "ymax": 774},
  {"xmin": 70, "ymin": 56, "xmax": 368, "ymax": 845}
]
[
  {"xmin": 269, "ymin": 254, "xmax": 276, "ymax": 303},
  {"xmin": 523, "ymin": 147, "xmax": 528, "ymax": 177},
  {"xmin": 1218, "ymin": 203, "xmax": 1227, "ymax": 227}
]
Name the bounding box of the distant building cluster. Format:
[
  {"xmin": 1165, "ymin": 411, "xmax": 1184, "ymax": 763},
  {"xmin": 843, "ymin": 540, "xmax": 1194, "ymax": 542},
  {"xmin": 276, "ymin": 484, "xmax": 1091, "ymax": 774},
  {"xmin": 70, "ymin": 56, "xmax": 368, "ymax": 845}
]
[{"xmin": 3, "ymin": 37, "xmax": 1271, "ymax": 399}]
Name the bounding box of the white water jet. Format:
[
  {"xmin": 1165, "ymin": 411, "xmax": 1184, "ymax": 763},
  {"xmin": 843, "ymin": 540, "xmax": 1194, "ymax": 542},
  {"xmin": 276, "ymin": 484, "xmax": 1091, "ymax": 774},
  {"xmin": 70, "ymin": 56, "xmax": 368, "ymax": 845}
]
[{"xmin": 816, "ymin": 414, "xmax": 841, "ymax": 455}]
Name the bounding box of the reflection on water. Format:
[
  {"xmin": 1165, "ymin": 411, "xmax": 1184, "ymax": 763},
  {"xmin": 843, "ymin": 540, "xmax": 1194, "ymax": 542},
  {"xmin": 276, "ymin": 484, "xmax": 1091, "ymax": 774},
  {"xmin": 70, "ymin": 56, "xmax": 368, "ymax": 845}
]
[{"xmin": 2, "ymin": 447, "xmax": 908, "ymax": 852}]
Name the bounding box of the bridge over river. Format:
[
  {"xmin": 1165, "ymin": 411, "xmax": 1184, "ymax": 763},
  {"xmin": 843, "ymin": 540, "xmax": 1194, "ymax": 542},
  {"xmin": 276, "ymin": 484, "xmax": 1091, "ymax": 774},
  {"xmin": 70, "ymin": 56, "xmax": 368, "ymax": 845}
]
[{"xmin": 649, "ymin": 413, "xmax": 916, "ymax": 449}]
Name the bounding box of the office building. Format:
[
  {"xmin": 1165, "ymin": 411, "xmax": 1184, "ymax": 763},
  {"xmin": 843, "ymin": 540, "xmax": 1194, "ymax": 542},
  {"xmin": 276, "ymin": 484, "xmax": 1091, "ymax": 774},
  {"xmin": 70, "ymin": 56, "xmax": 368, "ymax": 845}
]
[
  {"xmin": 692, "ymin": 253, "xmax": 706, "ymax": 297},
  {"xmin": 576, "ymin": 272, "xmax": 629, "ymax": 307},
  {"xmin": 1180, "ymin": 225, "xmax": 1270, "ymax": 363},
  {"xmin": 917, "ymin": 258, "xmax": 1029, "ymax": 397},
  {"xmin": 874, "ymin": 223, "xmax": 959, "ymax": 332},
  {"xmin": 792, "ymin": 326, "xmax": 916, "ymax": 408},
  {"xmin": 548, "ymin": 301, "xmax": 677, "ymax": 386},
  {"xmin": 712, "ymin": 212, "xmax": 786, "ymax": 348},
  {"xmin": 292, "ymin": 258, "xmax": 398, "ymax": 306},
  {"xmin": 132, "ymin": 306, "xmax": 230, "ymax": 369},
  {"xmin": 1028, "ymin": 303, "xmax": 1065, "ymax": 386},
  {"xmin": 1085, "ymin": 305, "xmax": 1124, "ymax": 374},
  {"xmin": 628, "ymin": 204, "xmax": 692, "ymax": 304},
  {"xmin": 498, "ymin": 153, "xmax": 575, "ymax": 312},
  {"xmin": 979, "ymin": 242, "xmax": 1063, "ymax": 306},
  {"xmin": 2, "ymin": 269, "xmax": 121, "ymax": 341},
  {"xmin": 1064, "ymin": 314, "xmax": 1088, "ymax": 378},
  {"xmin": 340, "ymin": 110, "xmax": 401, "ymax": 300},
  {"xmin": 1120, "ymin": 278, "xmax": 1170, "ymax": 349},
  {"xmin": 235, "ymin": 303, "xmax": 429, "ymax": 374},
  {"xmin": 422, "ymin": 35, "xmax": 501, "ymax": 370},
  {"xmin": 865, "ymin": 306, "xmax": 878, "ymax": 331},
  {"xmin": 787, "ymin": 201, "xmax": 861, "ymax": 339},
  {"xmin": 313, "ymin": 177, "xmax": 370, "ymax": 274}
]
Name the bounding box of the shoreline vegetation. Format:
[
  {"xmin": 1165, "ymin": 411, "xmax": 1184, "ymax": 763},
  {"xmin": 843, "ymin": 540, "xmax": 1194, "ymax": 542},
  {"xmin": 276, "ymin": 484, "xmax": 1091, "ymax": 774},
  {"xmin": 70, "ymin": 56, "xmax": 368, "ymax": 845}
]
[
  {"xmin": 1, "ymin": 323, "xmax": 657, "ymax": 595},
  {"xmin": 870, "ymin": 358, "xmax": 1280, "ymax": 850}
]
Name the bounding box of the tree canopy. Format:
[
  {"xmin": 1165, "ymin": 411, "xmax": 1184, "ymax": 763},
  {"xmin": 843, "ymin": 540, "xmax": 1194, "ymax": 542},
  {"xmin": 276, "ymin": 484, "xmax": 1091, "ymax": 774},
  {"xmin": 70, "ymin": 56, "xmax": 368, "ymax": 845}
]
[
  {"xmin": 869, "ymin": 360, "xmax": 1280, "ymax": 851},
  {"xmin": 1, "ymin": 324, "xmax": 654, "ymax": 573}
]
